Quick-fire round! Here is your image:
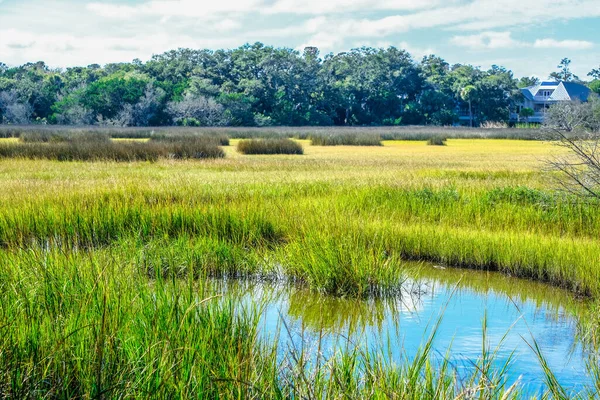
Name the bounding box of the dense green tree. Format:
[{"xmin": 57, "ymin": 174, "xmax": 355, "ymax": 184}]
[
  {"xmin": 518, "ymin": 76, "xmax": 540, "ymax": 88},
  {"xmin": 0, "ymin": 43, "xmax": 578, "ymax": 127},
  {"xmin": 80, "ymin": 72, "xmax": 150, "ymax": 120}
]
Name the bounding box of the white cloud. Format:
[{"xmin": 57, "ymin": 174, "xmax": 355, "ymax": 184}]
[
  {"xmin": 451, "ymin": 31, "xmax": 595, "ymax": 51},
  {"xmin": 266, "ymin": 0, "xmax": 443, "ymax": 14},
  {"xmin": 88, "ymin": 0, "xmax": 263, "ymax": 19},
  {"xmin": 0, "ymin": 29, "xmax": 241, "ymax": 67},
  {"xmin": 298, "ymin": 32, "xmax": 345, "ymax": 53},
  {"xmin": 533, "ymin": 38, "xmax": 594, "ymax": 50},
  {"xmin": 298, "ymin": 0, "xmax": 600, "ymax": 36},
  {"xmin": 398, "ymin": 42, "xmax": 435, "ymax": 59},
  {"xmin": 86, "ymin": 3, "xmax": 137, "ymax": 19},
  {"xmin": 450, "ymin": 31, "xmax": 523, "ymax": 49}
]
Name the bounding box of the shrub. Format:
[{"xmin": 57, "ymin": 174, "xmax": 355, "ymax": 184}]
[
  {"xmin": 237, "ymin": 139, "xmax": 303, "ymax": 155},
  {"xmin": 310, "ymin": 132, "xmax": 382, "ymax": 146},
  {"xmin": 427, "ymin": 136, "xmax": 447, "ymax": 146}
]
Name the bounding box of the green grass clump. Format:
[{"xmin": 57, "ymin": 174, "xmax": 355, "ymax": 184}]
[
  {"xmin": 284, "ymin": 232, "xmax": 405, "ymax": 297},
  {"xmin": 137, "ymin": 236, "xmax": 261, "ymax": 279},
  {"xmin": 427, "ymin": 136, "xmax": 447, "ymax": 146},
  {"xmin": 237, "ymin": 138, "xmax": 304, "ymax": 155},
  {"xmin": 310, "ymin": 132, "xmax": 382, "ymax": 146}
]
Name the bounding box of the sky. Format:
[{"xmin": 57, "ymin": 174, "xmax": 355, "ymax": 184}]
[{"xmin": 0, "ymin": 0, "xmax": 599, "ymax": 79}]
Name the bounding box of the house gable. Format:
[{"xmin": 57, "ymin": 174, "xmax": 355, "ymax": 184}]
[{"xmin": 548, "ymin": 83, "xmax": 571, "ymax": 101}]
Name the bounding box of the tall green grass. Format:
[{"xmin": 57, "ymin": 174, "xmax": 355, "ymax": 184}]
[
  {"xmin": 0, "ymin": 248, "xmax": 278, "ymax": 398},
  {"xmin": 2, "ymin": 183, "xmax": 600, "ymax": 292},
  {"xmin": 1, "ymin": 184, "xmax": 600, "ymax": 297},
  {"xmin": 283, "ymin": 232, "xmax": 406, "ymax": 297},
  {"xmin": 0, "ymin": 201, "xmax": 280, "ymax": 249}
]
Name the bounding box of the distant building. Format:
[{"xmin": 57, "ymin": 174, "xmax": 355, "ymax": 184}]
[{"xmin": 511, "ymin": 81, "xmax": 591, "ymax": 123}]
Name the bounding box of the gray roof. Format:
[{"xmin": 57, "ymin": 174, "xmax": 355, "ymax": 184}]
[
  {"xmin": 562, "ymin": 82, "xmax": 592, "ymax": 101},
  {"xmin": 521, "ymin": 87, "xmax": 535, "ymax": 101},
  {"xmin": 521, "ymin": 81, "xmax": 591, "ymax": 103}
]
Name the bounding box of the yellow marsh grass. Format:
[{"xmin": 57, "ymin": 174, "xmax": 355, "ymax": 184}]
[{"xmin": 0, "ymin": 139, "xmax": 564, "ymax": 201}]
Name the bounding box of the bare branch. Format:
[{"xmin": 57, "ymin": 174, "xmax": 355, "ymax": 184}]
[{"xmin": 542, "ymin": 96, "xmax": 600, "ymax": 200}]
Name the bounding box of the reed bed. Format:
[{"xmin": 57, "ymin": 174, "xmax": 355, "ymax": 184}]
[
  {"xmin": 0, "ymin": 136, "xmax": 225, "ymax": 161},
  {"xmin": 19, "ymin": 130, "xmax": 111, "ymax": 143},
  {"xmin": 237, "ymin": 138, "xmax": 304, "ymax": 155},
  {"xmin": 0, "ymin": 124, "xmax": 543, "ymax": 141},
  {"xmin": 310, "ymin": 132, "xmax": 383, "ymax": 146},
  {"xmin": 149, "ymin": 132, "xmax": 230, "ymax": 146}
]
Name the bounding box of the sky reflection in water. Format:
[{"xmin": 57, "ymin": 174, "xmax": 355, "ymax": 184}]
[{"xmin": 207, "ymin": 263, "xmax": 593, "ymax": 396}]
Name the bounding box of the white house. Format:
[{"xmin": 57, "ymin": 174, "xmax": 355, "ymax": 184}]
[{"xmin": 512, "ymin": 80, "xmax": 591, "ymax": 123}]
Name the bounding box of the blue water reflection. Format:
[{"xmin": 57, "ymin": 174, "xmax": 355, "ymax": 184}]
[{"xmin": 209, "ymin": 265, "xmax": 594, "ymax": 397}]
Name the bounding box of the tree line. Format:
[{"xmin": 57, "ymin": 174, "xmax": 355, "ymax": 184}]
[{"xmin": 1, "ymin": 43, "xmax": 599, "ymax": 127}]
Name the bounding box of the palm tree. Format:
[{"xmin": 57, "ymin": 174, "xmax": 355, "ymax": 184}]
[{"xmin": 461, "ymin": 85, "xmax": 477, "ymax": 127}]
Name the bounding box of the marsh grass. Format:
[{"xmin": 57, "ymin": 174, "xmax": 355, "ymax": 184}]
[
  {"xmin": 0, "ymin": 248, "xmax": 277, "ymax": 398},
  {"xmin": 0, "ymin": 244, "xmax": 593, "ymax": 398},
  {"xmin": 0, "ymin": 200, "xmax": 281, "ymax": 249},
  {"xmin": 310, "ymin": 132, "xmax": 382, "ymax": 146},
  {"xmin": 0, "ymin": 136, "xmax": 225, "ymax": 161},
  {"xmin": 137, "ymin": 236, "xmax": 262, "ymax": 279},
  {"xmin": 1, "ymin": 133, "xmax": 600, "ymax": 397},
  {"xmin": 0, "ymin": 124, "xmax": 543, "ymax": 141},
  {"xmin": 150, "ymin": 132, "xmax": 230, "ymax": 146},
  {"xmin": 237, "ymin": 138, "xmax": 304, "ymax": 155},
  {"xmin": 283, "ymin": 232, "xmax": 406, "ymax": 297},
  {"xmin": 19, "ymin": 130, "xmax": 111, "ymax": 143},
  {"xmin": 427, "ymin": 136, "xmax": 447, "ymax": 146}
]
